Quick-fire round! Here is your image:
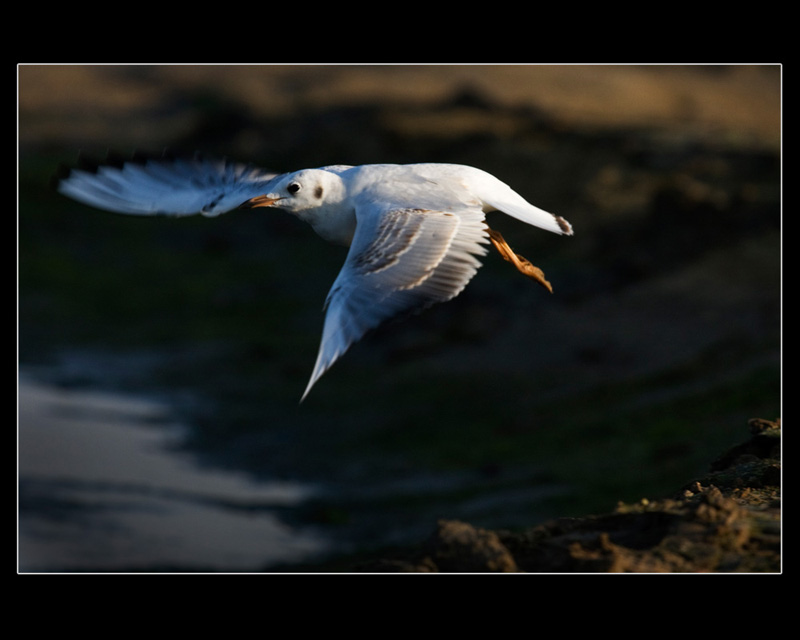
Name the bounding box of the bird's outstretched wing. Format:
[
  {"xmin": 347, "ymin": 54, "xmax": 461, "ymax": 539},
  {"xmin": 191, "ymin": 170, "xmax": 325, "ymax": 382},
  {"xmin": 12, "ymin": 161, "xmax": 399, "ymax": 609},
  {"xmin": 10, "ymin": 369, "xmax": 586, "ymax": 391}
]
[
  {"xmin": 303, "ymin": 201, "xmax": 489, "ymax": 400},
  {"xmin": 55, "ymin": 153, "xmax": 282, "ymax": 217}
]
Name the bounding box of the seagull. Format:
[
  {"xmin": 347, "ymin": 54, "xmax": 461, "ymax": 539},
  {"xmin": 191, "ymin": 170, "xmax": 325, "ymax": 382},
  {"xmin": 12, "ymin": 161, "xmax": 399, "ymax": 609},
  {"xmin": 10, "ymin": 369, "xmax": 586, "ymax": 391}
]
[{"xmin": 56, "ymin": 154, "xmax": 573, "ymax": 400}]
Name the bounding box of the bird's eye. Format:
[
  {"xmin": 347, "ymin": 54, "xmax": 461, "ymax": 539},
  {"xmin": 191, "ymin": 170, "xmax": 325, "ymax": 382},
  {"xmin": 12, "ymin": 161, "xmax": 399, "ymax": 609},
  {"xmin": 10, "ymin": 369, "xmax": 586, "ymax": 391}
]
[{"xmin": 287, "ymin": 182, "xmax": 301, "ymax": 195}]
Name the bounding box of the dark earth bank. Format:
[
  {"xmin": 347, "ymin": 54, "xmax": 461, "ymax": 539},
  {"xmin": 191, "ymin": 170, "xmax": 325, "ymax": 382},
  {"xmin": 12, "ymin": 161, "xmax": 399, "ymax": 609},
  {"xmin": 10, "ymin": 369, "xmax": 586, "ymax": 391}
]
[{"xmin": 289, "ymin": 417, "xmax": 780, "ymax": 572}]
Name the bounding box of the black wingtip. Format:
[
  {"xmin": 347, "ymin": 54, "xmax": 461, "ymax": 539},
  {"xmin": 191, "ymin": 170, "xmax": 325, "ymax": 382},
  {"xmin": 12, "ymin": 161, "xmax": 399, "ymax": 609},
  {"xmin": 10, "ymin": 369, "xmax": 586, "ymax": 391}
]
[
  {"xmin": 50, "ymin": 151, "xmax": 104, "ymax": 193},
  {"xmin": 53, "ymin": 148, "xmax": 174, "ymax": 183},
  {"xmin": 49, "ymin": 168, "xmax": 67, "ymax": 193},
  {"xmin": 51, "ymin": 160, "xmax": 72, "ymax": 182}
]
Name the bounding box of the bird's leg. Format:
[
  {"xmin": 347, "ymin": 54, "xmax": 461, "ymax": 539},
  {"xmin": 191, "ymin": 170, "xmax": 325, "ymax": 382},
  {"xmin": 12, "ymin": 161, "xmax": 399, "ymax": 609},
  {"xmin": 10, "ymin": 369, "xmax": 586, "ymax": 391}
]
[{"xmin": 486, "ymin": 228, "xmax": 553, "ymax": 293}]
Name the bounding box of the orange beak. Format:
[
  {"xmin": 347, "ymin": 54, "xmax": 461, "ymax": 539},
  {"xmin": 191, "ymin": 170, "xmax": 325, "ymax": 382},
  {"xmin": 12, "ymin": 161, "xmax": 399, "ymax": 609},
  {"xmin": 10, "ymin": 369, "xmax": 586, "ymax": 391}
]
[{"xmin": 239, "ymin": 195, "xmax": 284, "ymax": 209}]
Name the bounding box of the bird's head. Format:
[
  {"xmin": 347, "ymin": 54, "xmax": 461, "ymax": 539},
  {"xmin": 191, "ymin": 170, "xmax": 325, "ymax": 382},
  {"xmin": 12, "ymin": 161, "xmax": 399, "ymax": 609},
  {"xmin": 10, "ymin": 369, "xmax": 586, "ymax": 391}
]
[{"xmin": 240, "ymin": 169, "xmax": 343, "ymax": 214}]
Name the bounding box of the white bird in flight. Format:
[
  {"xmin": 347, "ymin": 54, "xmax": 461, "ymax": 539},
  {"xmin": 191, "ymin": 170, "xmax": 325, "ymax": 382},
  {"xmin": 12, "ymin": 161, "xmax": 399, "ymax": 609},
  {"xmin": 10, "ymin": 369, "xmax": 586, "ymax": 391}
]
[{"xmin": 56, "ymin": 154, "xmax": 573, "ymax": 400}]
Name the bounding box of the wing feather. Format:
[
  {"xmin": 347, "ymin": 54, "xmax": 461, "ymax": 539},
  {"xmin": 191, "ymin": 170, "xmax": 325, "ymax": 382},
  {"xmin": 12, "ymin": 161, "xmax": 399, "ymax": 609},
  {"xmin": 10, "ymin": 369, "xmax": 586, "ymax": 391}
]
[
  {"xmin": 302, "ymin": 203, "xmax": 489, "ymax": 399},
  {"xmin": 56, "ymin": 153, "xmax": 281, "ymax": 217}
]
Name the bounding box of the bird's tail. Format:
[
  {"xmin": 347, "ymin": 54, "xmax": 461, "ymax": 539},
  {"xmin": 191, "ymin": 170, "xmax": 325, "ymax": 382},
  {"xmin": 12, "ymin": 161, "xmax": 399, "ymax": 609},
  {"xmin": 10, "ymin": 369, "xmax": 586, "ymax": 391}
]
[{"xmin": 470, "ymin": 168, "xmax": 573, "ymax": 236}]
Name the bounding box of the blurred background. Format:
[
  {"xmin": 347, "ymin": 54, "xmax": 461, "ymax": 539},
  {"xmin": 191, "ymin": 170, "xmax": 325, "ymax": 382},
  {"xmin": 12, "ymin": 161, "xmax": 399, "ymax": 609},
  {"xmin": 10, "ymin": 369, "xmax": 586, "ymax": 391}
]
[{"xmin": 18, "ymin": 64, "xmax": 781, "ymax": 572}]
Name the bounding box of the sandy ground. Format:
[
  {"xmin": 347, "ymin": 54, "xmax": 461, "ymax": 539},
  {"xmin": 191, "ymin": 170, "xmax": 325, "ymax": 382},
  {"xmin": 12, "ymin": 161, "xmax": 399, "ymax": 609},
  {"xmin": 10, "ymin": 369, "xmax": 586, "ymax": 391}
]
[{"xmin": 19, "ymin": 65, "xmax": 780, "ymax": 151}]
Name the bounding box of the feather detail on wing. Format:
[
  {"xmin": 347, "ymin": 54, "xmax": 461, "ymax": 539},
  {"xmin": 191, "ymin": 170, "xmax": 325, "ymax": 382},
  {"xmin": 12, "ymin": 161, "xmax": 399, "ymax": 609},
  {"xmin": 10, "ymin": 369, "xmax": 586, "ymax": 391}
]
[
  {"xmin": 302, "ymin": 203, "xmax": 489, "ymax": 400},
  {"xmin": 55, "ymin": 152, "xmax": 281, "ymax": 217}
]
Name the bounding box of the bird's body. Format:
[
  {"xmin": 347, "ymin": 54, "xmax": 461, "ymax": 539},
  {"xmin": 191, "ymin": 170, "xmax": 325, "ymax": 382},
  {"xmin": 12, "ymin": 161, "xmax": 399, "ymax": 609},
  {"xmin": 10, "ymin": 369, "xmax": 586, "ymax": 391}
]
[{"xmin": 57, "ymin": 155, "xmax": 573, "ymax": 399}]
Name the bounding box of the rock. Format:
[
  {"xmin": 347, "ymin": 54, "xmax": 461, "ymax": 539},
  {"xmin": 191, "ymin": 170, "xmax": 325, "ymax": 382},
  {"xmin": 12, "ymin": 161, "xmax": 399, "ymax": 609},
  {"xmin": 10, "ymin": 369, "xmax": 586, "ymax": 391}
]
[
  {"xmin": 425, "ymin": 520, "xmax": 518, "ymax": 573},
  {"xmin": 356, "ymin": 418, "xmax": 781, "ymax": 572}
]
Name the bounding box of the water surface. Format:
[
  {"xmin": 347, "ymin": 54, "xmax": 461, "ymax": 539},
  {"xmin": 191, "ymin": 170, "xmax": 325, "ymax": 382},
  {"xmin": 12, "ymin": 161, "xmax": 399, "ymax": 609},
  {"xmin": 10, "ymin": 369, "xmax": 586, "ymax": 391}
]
[{"xmin": 18, "ymin": 373, "xmax": 328, "ymax": 572}]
